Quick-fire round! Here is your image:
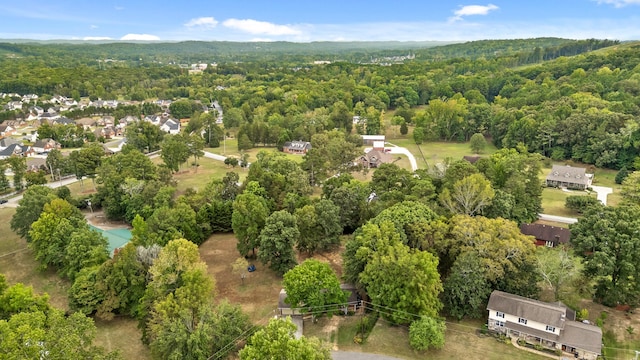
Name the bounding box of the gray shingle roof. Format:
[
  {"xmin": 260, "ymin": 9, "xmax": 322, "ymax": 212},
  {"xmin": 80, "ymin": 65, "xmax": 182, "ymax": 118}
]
[
  {"xmin": 546, "ymin": 165, "xmax": 590, "ymax": 186},
  {"xmin": 487, "ymin": 290, "xmax": 567, "ymax": 329},
  {"xmin": 560, "ymin": 321, "xmax": 602, "ymax": 355}
]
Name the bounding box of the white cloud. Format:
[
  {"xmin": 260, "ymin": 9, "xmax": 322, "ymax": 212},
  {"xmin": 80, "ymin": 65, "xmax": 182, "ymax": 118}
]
[
  {"xmin": 83, "ymin": 36, "xmax": 112, "ymax": 40},
  {"xmin": 185, "ymin": 17, "xmax": 218, "ymax": 29},
  {"xmin": 450, "ymin": 4, "xmax": 499, "ymax": 21},
  {"xmin": 222, "ymin": 18, "xmax": 300, "ymax": 35},
  {"xmin": 596, "ymin": 0, "xmax": 640, "ymax": 7},
  {"xmin": 115, "ymin": 6, "xmax": 124, "ymax": 11},
  {"xmin": 90, "ymin": 25, "xmax": 98, "ymax": 29},
  {"xmin": 120, "ymin": 33, "xmax": 160, "ymax": 41}
]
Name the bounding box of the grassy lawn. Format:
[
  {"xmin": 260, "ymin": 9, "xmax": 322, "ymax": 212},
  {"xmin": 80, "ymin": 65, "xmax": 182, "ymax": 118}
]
[
  {"xmin": 305, "ymin": 316, "xmax": 547, "ymax": 360},
  {"xmin": 390, "ymin": 136, "xmax": 498, "ymax": 169},
  {"xmin": 540, "ymin": 188, "xmax": 595, "ymax": 217},
  {"xmin": 205, "ymin": 142, "xmax": 305, "ymax": 164},
  {"xmin": 172, "ymin": 156, "xmax": 249, "ymax": 193}
]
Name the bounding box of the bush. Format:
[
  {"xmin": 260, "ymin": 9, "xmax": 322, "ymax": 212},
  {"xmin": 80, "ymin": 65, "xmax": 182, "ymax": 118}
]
[
  {"xmin": 616, "ymin": 167, "xmax": 630, "ymax": 184},
  {"xmin": 577, "ymin": 308, "xmax": 589, "ymax": 321},
  {"xmin": 353, "ymin": 312, "xmax": 379, "ymax": 344},
  {"xmin": 565, "ymin": 195, "xmax": 600, "ymax": 214},
  {"xmin": 409, "ymin": 317, "xmax": 446, "ymax": 351}
]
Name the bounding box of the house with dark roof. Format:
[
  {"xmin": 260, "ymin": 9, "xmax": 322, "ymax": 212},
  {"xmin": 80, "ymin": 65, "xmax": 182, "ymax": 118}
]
[
  {"xmin": 159, "ymin": 119, "xmax": 181, "ymax": 135},
  {"xmin": 0, "ymin": 137, "xmax": 20, "ymax": 150},
  {"xmin": 546, "ymin": 165, "xmax": 593, "ymax": 190},
  {"xmin": 282, "ymin": 141, "xmax": 312, "ymax": 155},
  {"xmin": 0, "ymin": 144, "xmax": 33, "ymax": 160},
  {"xmin": 487, "ymin": 290, "xmax": 602, "ymax": 360},
  {"xmin": 520, "ymin": 223, "xmax": 571, "ymax": 247}
]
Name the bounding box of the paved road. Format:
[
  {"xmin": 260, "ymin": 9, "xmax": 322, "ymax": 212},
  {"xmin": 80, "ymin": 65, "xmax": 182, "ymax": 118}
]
[
  {"xmin": 332, "ymin": 351, "xmax": 403, "ymax": 360},
  {"xmin": 1, "ymin": 176, "xmax": 82, "ymax": 208},
  {"xmin": 538, "ymin": 213, "xmax": 578, "ymax": 224}
]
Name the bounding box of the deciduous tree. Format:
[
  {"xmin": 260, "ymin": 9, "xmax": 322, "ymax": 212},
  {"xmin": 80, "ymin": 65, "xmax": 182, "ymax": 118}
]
[
  {"xmin": 258, "ymin": 210, "xmax": 299, "ymax": 275},
  {"xmin": 239, "ymin": 317, "xmax": 331, "ymax": 360},
  {"xmin": 571, "ymin": 205, "xmax": 640, "ymax": 306},
  {"xmin": 360, "ymin": 241, "xmax": 443, "ymax": 325},
  {"xmin": 283, "ymin": 259, "xmax": 347, "ymax": 314},
  {"xmin": 440, "ymin": 173, "xmax": 495, "ymax": 216}
]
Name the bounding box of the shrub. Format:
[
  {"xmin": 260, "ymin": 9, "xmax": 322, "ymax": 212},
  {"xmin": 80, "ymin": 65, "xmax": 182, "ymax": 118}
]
[
  {"xmin": 576, "ymin": 308, "xmax": 589, "ymax": 321},
  {"xmin": 565, "ymin": 195, "xmax": 600, "ymax": 213},
  {"xmin": 353, "ymin": 312, "xmax": 379, "ymax": 344}
]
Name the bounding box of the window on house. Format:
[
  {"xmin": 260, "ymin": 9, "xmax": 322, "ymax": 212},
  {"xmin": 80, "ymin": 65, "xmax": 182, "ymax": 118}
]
[
  {"xmin": 518, "ymin": 318, "xmax": 527, "ymax": 325},
  {"xmin": 496, "ymin": 321, "xmax": 505, "ymax": 327},
  {"xmin": 545, "ymin": 241, "xmax": 554, "ymax": 247},
  {"xmin": 546, "ymin": 325, "xmax": 555, "ymax": 332},
  {"xmin": 496, "ymin": 311, "xmax": 505, "ymax": 318}
]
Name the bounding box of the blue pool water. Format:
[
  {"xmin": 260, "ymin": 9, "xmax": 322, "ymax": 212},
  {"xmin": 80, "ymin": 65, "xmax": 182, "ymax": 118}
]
[{"xmin": 89, "ymin": 225, "xmax": 132, "ymax": 256}]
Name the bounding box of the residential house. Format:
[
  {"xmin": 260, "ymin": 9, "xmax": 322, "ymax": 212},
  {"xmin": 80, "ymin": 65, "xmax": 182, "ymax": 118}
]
[
  {"xmin": 159, "ymin": 119, "xmax": 180, "ymax": 134},
  {"xmin": 0, "ymin": 124, "xmax": 15, "ymax": 137},
  {"xmin": 359, "ymin": 149, "xmax": 393, "ymax": 169},
  {"xmin": 0, "ymin": 144, "xmax": 33, "ymax": 160},
  {"xmin": 282, "ymin": 140, "xmax": 312, "ymax": 155},
  {"xmin": 119, "ymin": 115, "xmax": 139, "ymax": 126},
  {"xmin": 26, "ymin": 157, "xmax": 47, "ymax": 172},
  {"xmin": 0, "ymin": 137, "xmax": 20, "ymax": 150},
  {"xmin": 353, "ymin": 115, "xmax": 364, "ymax": 124},
  {"xmin": 32, "ymin": 138, "xmax": 61, "ymax": 154},
  {"xmin": 76, "ymin": 117, "xmax": 97, "ymax": 127},
  {"xmin": 5, "ymin": 101, "xmax": 23, "ymax": 111},
  {"xmin": 487, "ymin": 290, "xmax": 602, "ymax": 360},
  {"xmin": 29, "ymin": 106, "xmax": 44, "ymax": 116},
  {"xmin": 53, "ymin": 117, "xmax": 75, "ymax": 126},
  {"xmin": 94, "ymin": 126, "xmax": 116, "ymax": 139},
  {"xmin": 546, "ymin": 165, "xmax": 593, "ymax": 190},
  {"xmin": 39, "ymin": 111, "xmax": 60, "ymax": 121},
  {"xmin": 21, "ymin": 94, "xmax": 38, "ymax": 102},
  {"xmin": 520, "ymin": 223, "xmax": 571, "ymax": 247}
]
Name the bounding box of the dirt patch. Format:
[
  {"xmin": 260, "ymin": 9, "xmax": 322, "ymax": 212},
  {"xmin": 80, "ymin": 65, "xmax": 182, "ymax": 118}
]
[
  {"xmin": 579, "ymin": 299, "xmax": 640, "ymax": 342},
  {"xmin": 85, "ymin": 210, "xmax": 130, "ymax": 231},
  {"xmin": 199, "ymin": 233, "xmax": 283, "ymax": 322}
]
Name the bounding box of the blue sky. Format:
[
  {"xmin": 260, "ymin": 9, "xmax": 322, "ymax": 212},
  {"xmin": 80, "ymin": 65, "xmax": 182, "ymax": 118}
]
[{"xmin": 1, "ymin": 0, "xmax": 640, "ymax": 42}]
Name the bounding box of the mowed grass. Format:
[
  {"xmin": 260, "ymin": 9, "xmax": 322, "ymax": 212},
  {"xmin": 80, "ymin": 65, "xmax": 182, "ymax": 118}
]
[
  {"xmin": 305, "ymin": 316, "xmax": 547, "ymax": 360},
  {"xmin": 0, "ymin": 208, "xmax": 151, "ymax": 360},
  {"xmin": 171, "ymin": 156, "xmax": 249, "ymax": 193},
  {"xmin": 390, "ymin": 135, "xmax": 498, "ymax": 169},
  {"xmin": 205, "ymin": 141, "xmax": 305, "ymax": 164},
  {"xmin": 540, "ymin": 188, "xmax": 595, "ymax": 217}
]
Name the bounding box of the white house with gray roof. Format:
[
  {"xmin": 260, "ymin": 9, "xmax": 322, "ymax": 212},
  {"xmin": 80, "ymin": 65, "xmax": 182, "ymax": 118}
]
[
  {"xmin": 487, "ymin": 290, "xmax": 602, "ymax": 360},
  {"xmin": 546, "ymin": 165, "xmax": 593, "ymax": 190}
]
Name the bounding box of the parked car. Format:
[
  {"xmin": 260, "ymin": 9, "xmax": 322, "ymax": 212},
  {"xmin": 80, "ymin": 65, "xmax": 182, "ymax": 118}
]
[{"xmin": 0, "ymin": 199, "xmax": 8, "ymax": 204}]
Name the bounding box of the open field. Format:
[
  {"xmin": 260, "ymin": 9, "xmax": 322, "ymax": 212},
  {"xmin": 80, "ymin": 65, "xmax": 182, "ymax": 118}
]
[
  {"xmin": 305, "ymin": 316, "xmax": 547, "ymax": 360},
  {"xmin": 171, "ymin": 156, "xmax": 249, "ymax": 193},
  {"xmin": 205, "ymin": 141, "xmax": 306, "ymax": 164},
  {"xmin": 540, "ymin": 188, "xmax": 595, "ymax": 218},
  {"xmin": 389, "ymin": 137, "xmax": 498, "ymax": 169}
]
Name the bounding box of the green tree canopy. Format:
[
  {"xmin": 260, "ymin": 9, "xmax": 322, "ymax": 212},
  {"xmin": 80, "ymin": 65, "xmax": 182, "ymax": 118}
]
[
  {"xmin": 283, "ymin": 259, "xmax": 347, "ymax": 315},
  {"xmin": 571, "ymin": 205, "xmax": 640, "ymax": 306},
  {"xmin": 258, "ymin": 210, "xmax": 299, "ymax": 275},
  {"xmin": 360, "ymin": 241, "xmax": 443, "ymax": 325},
  {"xmin": 239, "ymin": 317, "xmax": 331, "ymax": 360}
]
